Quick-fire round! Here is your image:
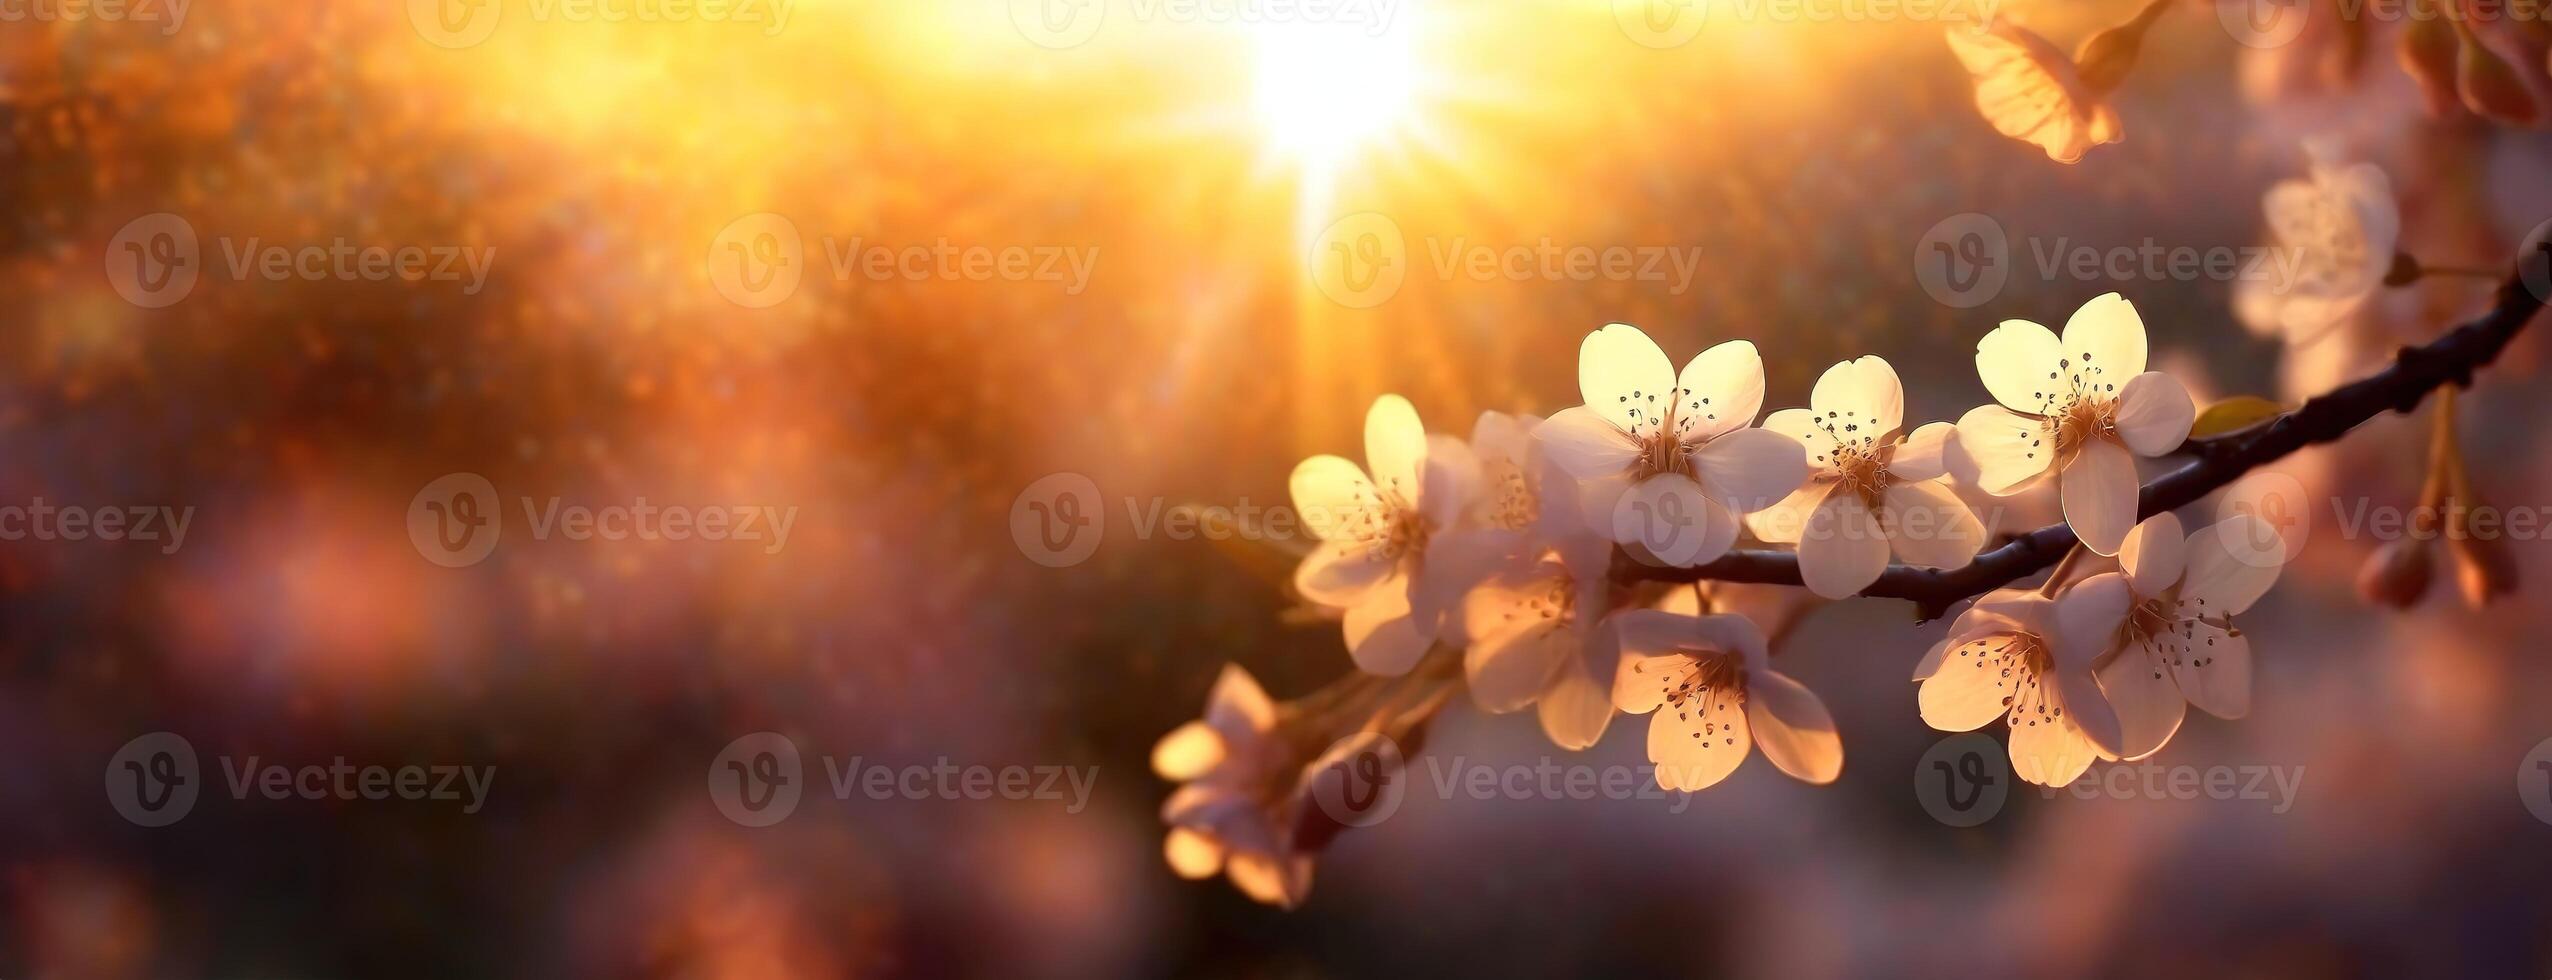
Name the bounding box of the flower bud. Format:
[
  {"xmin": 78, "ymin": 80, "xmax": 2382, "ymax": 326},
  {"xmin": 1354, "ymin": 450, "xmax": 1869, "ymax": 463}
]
[
  {"xmin": 2458, "ymin": 28, "xmax": 2542, "ymax": 124},
  {"xmin": 2074, "ymin": 0, "xmax": 2170, "ymax": 96},
  {"xmin": 2357, "ymin": 539, "xmax": 2435, "ymax": 608},
  {"xmin": 2448, "ymin": 530, "xmax": 2520, "ymax": 608},
  {"xmin": 2400, "ymin": 16, "xmax": 2464, "ymax": 117}
]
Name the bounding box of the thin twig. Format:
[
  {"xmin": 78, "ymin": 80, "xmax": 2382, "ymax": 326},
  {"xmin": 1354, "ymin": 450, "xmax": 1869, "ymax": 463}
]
[{"xmin": 1620, "ymin": 270, "xmax": 2548, "ymax": 621}]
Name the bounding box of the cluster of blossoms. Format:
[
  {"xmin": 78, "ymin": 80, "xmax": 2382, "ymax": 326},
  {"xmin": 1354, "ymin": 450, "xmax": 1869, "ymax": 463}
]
[
  {"xmin": 1154, "ymin": 291, "xmax": 2322, "ymax": 906},
  {"xmin": 1146, "ymin": 0, "xmax": 2542, "ymax": 912}
]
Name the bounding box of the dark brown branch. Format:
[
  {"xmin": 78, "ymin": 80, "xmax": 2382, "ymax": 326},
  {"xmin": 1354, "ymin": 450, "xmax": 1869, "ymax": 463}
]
[{"xmin": 1621, "ymin": 269, "xmax": 2549, "ymax": 621}]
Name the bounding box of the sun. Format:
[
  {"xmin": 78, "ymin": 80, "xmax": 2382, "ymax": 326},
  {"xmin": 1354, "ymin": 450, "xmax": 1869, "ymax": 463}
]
[{"xmin": 1248, "ymin": 19, "xmax": 1420, "ymax": 171}]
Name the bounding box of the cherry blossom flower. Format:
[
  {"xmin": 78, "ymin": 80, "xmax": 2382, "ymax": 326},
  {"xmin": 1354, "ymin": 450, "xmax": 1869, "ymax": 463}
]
[
  {"xmin": 2234, "ymin": 159, "xmax": 2400, "ymax": 345},
  {"xmin": 1535, "ymin": 323, "xmax": 1807, "ymax": 567},
  {"xmin": 1152, "ymin": 664, "xmax": 1314, "ymax": 907},
  {"xmin": 2071, "ymin": 514, "xmax": 2289, "ymax": 759},
  {"xmin": 1913, "ymin": 588, "xmax": 2125, "ymax": 787},
  {"xmin": 1290, "ymin": 394, "xmax": 1479, "ymax": 675},
  {"xmin": 1454, "ymin": 491, "xmax": 1624, "ymax": 751},
  {"xmin": 1947, "ymin": 18, "xmax": 2122, "ymax": 164},
  {"xmin": 1748, "ymin": 356, "xmax": 1986, "ymax": 598},
  {"xmin": 1609, "ymin": 600, "xmax": 1842, "ymax": 791},
  {"xmin": 1954, "ymin": 293, "xmax": 2196, "ymax": 556}
]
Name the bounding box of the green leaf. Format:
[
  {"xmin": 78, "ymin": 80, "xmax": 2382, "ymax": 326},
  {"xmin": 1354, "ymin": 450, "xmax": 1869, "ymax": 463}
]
[{"xmin": 2189, "ymin": 396, "xmax": 2286, "ymax": 439}]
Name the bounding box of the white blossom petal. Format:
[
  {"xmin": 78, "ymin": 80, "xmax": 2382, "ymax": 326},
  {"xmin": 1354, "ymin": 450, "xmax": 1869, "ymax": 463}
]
[
  {"xmin": 1810, "ymin": 355, "xmax": 1905, "ymax": 441},
  {"xmin": 1539, "ymin": 630, "xmax": 1617, "ymax": 750},
  {"xmin": 1888, "ymin": 421, "xmax": 1957, "ymax": 482},
  {"xmin": 2170, "ymin": 619, "xmax": 2252, "ymax": 719},
  {"xmin": 1343, "ymin": 586, "xmax": 1431, "ymax": 676},
  {"xmin": 1798, "ymin": 490, "xmax": 1891, "ymax": 599},
  {"xmin": 1205, "ymin": 664, "xmax": 1277, "ymax": 740},
  {"xmin": 1535, "ymin": 406, "xmax": 1641, "ymax": 480},
  {"xmin": 1953, "ymin": 404, "xmax": 2054, "ymax": 495},
  {"xmin": 2054, "ymin": 572, "xmax": 2133, "ymax": 673},
  {"xmin": 2119, "ymin": 512, "xmax": 2186, "ymax": 597},
  {"xmin": 1579, "ymin": 323, "xmax": 1678, "ymax": 437},
  {"xmin": 1746, "ymin": 668, "xmax": 1843, "ymax": 783},
  {"xmin": 1613, "ymin": 650, "xmax": 1694, "ymax": 714},
  {"xmin": 1763, "ymin": 407, "xmax": 1842, "ymax": 467},
  {"xmin": 1976, "ymin": 317, "xmax": 2065, "ymax": 414},
  {"xmin": 2179, "ymin": 515, "xmax": 2286, "ymax": 615},
  {"xmin": 1648, "ymin": 682, "xmax": 1750, "ymax": 792},
  {"xmin": 1673, "ymin": 340, "xmax": 1765, "ymax": 443},
  {"xmin": 1883, "ymin": 479, "xmax": 1986, "ymax": 569},
  {"xmin": 2096, "ymin": 639, "xmax": 2186, "ymax": 761},
  {"xmin": 1420, "ymin": 433, "xmax": 1482, "ymax": 529},
  {"xmin": 1289, "ymin": 454, "xmax": 1380, "ymax": 541},
  {"xmin": 1163, "ymin": 827, "xmax": 1225, "ymax": 880},
  {"xmin": 1152, "ymin": 721, "xmax": 1227, "ymax": 780},
  {"xmin": 1918, "ymin": 630, "xmax": 2030, "ymax": 731},
  {"xmin": 1293, "ymin": 538, "xmax": 1396, "ymax": 608},
  {"xmin": 1364, "ymin": 394, "xmax": 1428, "ymax": 512},
  {"xmin": 1746, "ymin": 480, "xmax": 1828, "ymax": 546},
  {"xmin": 2060, "ymin": 438, "xmax": 2140, "ymax": 556},
  {"xmin": 1689, "ymin": 427, "xmax": 1810, "ymax": 514},
  {"xmin": 2059, "ymin": 292, "xmax": 2149, "ymax": 387},
  {"xmin": 2113, "ymin": 371, "xmax": 2195, "ymax": 457},
  {"xmin": 1466, "ymin": 620, "xmax": 1567, "ymax": 714}
]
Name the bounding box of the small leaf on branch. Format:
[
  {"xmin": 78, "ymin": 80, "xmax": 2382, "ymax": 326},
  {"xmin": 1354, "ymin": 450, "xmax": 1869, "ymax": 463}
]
[{"xmin": 2188, "ymin": 396, "xmax": 2287, "ymax": 439}]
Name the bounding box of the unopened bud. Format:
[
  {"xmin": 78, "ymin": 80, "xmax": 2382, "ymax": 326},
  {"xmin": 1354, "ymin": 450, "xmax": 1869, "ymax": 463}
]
[
  {"xmin": 2400, "ymin": 17, "xmax": 2464, "ymax": 117},
  {"xmin": 2075, "ymin": 0, "xmax": 2170, "ymax": 96},
  {"xmin": 2447, "ymin": 533, "xmax": 2519, "ymax": 608},
  {"xmin": 2357, "ymin": 539, "xmax": 2435, "ymax": 608},
  {"xmin": 2459, "ymin": 29, "xmax": 2542, "ymax": 124}
]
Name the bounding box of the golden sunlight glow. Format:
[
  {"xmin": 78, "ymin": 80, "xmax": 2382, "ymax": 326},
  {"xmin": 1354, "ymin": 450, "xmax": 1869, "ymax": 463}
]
[{"xmin": 1249, "ymin": 20, "xmax": 1420, "ymax": 170}]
